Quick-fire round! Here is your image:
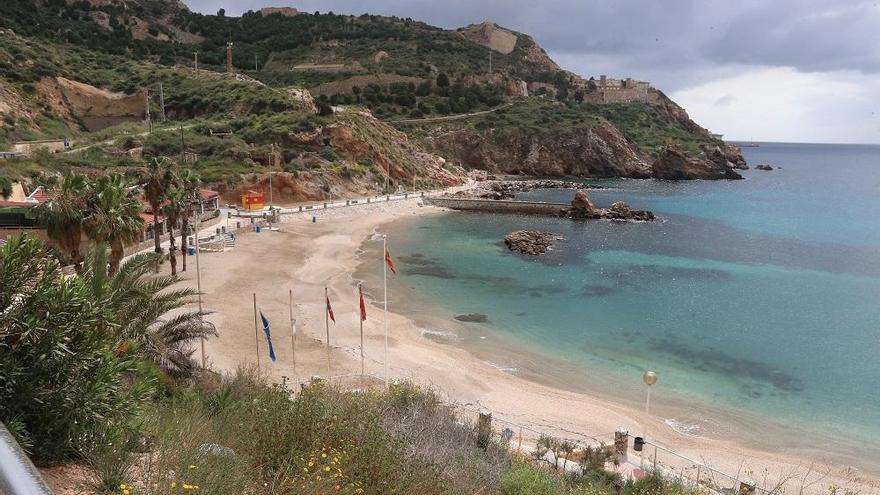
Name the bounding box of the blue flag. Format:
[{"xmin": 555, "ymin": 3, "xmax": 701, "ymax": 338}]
[{"xmin": 260, "ymin": 311, "xmax": 276, "ymax": 362}]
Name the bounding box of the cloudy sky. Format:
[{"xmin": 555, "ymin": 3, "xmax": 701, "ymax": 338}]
[{"xmin": 185, "ymin": 0, "xmax": 880, "ymax": 144}]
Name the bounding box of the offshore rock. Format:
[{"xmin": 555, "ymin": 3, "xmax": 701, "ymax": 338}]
[
  {"xmin": 652, "ymin": 144, "xmax": 743, "ymax": 180},
  {"xmin": 566, "ymin": 191, "xmax": 654, "ymax": 221},
  {"xmin": 504, "ymin": 230, "xmax": 563, "ymax": 255},
  {"xmin": 702, "ymin": 143, "xmax": 749, "ymax": 170},
  {"xmin": 604, "ymin": 202, "xmax": 655, "ymax": 221},
  {"xmin": 755, "ymin": 164, "xmax": 774, "ymax": 171}
]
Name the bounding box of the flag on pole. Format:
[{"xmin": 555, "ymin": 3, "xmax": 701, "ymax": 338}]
[
  {"xmin": 326, "ymin": 294, "xmax": 336, "ymax": 323},
  {"xmin": 359, "ymin": 284, "xmax": 367, "ymax": 321},
  {"xmin": 259, "ymin": 311, "xmax": 276, "ymax": 362},
  {"xmin": 384, "ymin": 247, "xmax": 397, "ymax": 274}
]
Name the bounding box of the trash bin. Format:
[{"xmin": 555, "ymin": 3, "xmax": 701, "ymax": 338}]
[
  {"xmin": 255, "ymin": 225, "xmax": 262, "ymax": 233},
  {"xmin": 633, "ymin": 436, "xmax": 645, "ymax": 452},
  {"xmin": 187, "ymin": 246, "xmax": 196, "ymax": 256},
  {"xmin": 312, "ymin": 215, "xmax": 316, "ymax": 223}
]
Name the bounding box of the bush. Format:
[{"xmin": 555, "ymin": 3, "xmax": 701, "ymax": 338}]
[
  {"xmin": 501, "ymin": 464, "xmax": 561, "ymax": 495},
  {"xmin": 0, "ymin": 235, "xmax": 155, "ymax": 464}
]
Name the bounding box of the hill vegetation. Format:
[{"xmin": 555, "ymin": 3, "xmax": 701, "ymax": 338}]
[{"xmin": 0, "ymin": 0, "xmax": 744, "ymax": 201}]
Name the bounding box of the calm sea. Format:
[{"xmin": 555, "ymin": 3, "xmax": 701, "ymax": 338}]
[{"xmin": 371, "ymin": 142, "xmax": 880, "ymax": 469}]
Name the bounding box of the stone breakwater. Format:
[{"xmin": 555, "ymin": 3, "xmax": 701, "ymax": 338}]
[{"xmin": 427, "ymin": 190, "xmax": 655, "ymax": 222}]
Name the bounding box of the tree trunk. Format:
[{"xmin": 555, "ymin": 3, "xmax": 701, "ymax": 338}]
[
  {"xmin": 168, "ymin": 225, "xmax": 177, "ymax": 276},
  {"xmin": 109, "ymin": 239, "xmax": 124, "ymax": 276},
  {"xmin": 152, "ymin": 200, "xmax": 162, "ymax": 273},
  {"xmin": 180, "ymin": 217, "xmax": 188, "ymax": 272}
]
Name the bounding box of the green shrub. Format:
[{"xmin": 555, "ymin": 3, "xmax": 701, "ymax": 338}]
[
  {"xmin": 501, "ymin": 464, "xmax": 561, "ymax": 495},
  {"xmin": 0, "ymin": 235, "xmax": 155, "ymax": 464}
]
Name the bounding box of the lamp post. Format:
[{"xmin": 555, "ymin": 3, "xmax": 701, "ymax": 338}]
[
  {"xmin": 192, "ymin": 202, "xmax": 205, "ymax": 369},
  {"xmin": 641, "ymin": 370, "xmax": 657, "ymax": 467}
]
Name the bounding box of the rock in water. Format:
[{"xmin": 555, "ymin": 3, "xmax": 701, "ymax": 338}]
[
  {"xmin": 504, "ymin": 230, "xmax": 562, "ymax": 255},
  {"xmin": 604, "ymin": 202, "xmax": 655, "ymax": 221},
  {"xmin": 568, "ymin": 190, "xmax": 601, "ymax": 219},
  {"xmin": 565, "ymin": 191, "xmax": 655, "ymax": 221},
  {"xmin": 755, "ymin": 164, "xmax": 774, "ymax": 171},
  {"xmin": 652, "ymin": 144, "xmax": 743, "ymax": 180}
]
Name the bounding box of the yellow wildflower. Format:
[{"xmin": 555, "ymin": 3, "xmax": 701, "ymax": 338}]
[
  {"xmin": 188, "ymin": 465, "xmax": 197, "ymax": 470},
  {"xmin": 170, "ymin": 481, "xmax": 177, "ymax": 488},
  {"xmin": 321, "ymin": 453, "xmax": 327, "ymax": 459},
  {"xmin": 123, "ymin": 490, "xmax": 130, "ymax": 495},
  {"xmin": 119, "ymin": 485, "xmax": 128, "ymax": 490},
  {"xmin": 324, "ymin": 466, "xmax": 331, "ymax": 472}
]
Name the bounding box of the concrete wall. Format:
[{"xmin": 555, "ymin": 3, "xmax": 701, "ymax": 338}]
[
  {"xmin": 12, "ymin": 140, "xmax": 70, "ymax": 155},
  {"xmin": 426, "ymin": 197, "xmax": 568, "ymax": 215}
]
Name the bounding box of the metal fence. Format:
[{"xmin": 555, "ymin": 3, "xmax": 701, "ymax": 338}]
[{"xmin": 0, "ymin": 422, "xmax": 52, "ymax": 495}]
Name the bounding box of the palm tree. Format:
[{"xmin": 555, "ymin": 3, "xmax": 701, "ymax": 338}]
[
  {"xmin": 33, "ymin": 173, "xmax": 88, "ymax": 271},
  {"xmin": 83, "ymin": 174, "xmax": 145, "ymax": 275},
  {"xmin": 80, "ymin": 247, "xmax": 217, "ymax": 378},
  {"xmin": 142, "ymin": 157, "xmax": 176, "ymax": 272},
  {"xmin": 162, "ymin": 186, "xmax": 186, "ymax": 276},
  {"xmin": 176, "ymin": 170, "xmax": 202, "ymax": 272}
]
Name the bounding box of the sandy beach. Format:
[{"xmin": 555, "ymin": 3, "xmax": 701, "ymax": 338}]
[{"xmin": 175, "ymin": 195, "xmax": 878, "ymax": 495}]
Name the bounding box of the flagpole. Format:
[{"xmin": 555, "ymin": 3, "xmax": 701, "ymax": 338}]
[
  {"xmin": 359, "ymin": 283, "xmax": 365, "ymax": 377},
  {"xmin": 289, "ymin": 288, "xmax": 296, "ymax": 378},
  {"xmin": 253, "ymin": 293, "xmax": 261, "ymax": 373},
  {"xmin": 325, "ymin": 287, "xmax": 331, "ymax": 378},
  {"xmin": 382, "ymin": 235, "xmax": 388, "ymax": 386}
]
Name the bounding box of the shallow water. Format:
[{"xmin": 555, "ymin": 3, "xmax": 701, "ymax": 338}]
[{"xmin": 370, "ymin": 142, "xmax": 880, "ymax": 469}]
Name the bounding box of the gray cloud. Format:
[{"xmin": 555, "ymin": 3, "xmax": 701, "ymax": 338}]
[{"xmin": 184, "ymin": 1, "xmax": 879, "ymax": 86}]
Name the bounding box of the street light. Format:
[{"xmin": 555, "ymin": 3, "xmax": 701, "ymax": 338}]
[
  {"xmin": 643, "ymin": 370, "xmax": 657, "ymax": 434},
  {"xmin": 191, "ymin": 201, "xmax": 206, "ymax": 370}
]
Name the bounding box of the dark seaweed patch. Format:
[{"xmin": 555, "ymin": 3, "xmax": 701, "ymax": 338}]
[
  {"xmin": 601, "ymin": 265, "xmax": 730, "ymax": 286},
  {"xmin": 580, "ymin": 284, "xmax": 616, "ymax": 297},
  {"xmin": 651, "ymin": 339, "xmax": 804, "ymax": 393},
  {"xmin": 405, "ymin": 266, "xmax": 456, "ymax": 279}
]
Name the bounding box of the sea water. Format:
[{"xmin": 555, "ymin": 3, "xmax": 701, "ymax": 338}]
[{"xmin": 373, "ymin": 143, "xmax": 880, "ymax": 469}]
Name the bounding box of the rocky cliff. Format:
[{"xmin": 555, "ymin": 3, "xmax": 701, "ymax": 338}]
[{"xmin": 423, "ymin": 122, "xmax": 652, "ymax": 178}]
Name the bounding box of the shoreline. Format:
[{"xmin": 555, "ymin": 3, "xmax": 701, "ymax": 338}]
[{"xmin": 180, "ymin": 195, "xmax": 878, "ymax": 495}]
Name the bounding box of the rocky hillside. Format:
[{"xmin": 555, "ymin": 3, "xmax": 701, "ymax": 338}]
[{"xmin": 0, "ymin": 0, "xmax": 747, "ymax": 195}]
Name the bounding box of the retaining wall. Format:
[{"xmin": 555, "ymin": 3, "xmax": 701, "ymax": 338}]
[{"xmin": 425, "ymin": 197, "xmax": 569, "ymax": 215}]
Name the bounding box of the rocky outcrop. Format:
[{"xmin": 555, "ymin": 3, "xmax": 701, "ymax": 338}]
[
  {"xmin": 566, "ymin": 190, "xmax": 655, "ymax": 221},
  {"xmin": 603, "ymin": 202, "xmax": 655, "ymax": 221},
  {"xmin": 426, "ymin": 122, "xmax": 652, "ymax": 178},
  {"xmin": 36, "ymin": 77, "xmax": 145, "ymax": 131},
  {"xmin": 458, "ymin": 22, "xmax": 519, "ymax": 54},
  {"xmin": 504, "ymin": 230, "xmax": 562, "ymax": 255},
  {"xmin": 286, "ymin": 87, "xmax": 317, "ymax": 114},
  {"xmin": 701, "ymin": 143, "xmax": 749, "ymax": 170},
  {"xmin": 652, "ymin": 145, "xmax": 743, "ymax": 180},
  {"xmin": 755, "ymin": 164, "xmax": 774, "ymax": 171},
  {"xmin": 568, "ymin": 190, "xmax": 599, "ymax": 218}
]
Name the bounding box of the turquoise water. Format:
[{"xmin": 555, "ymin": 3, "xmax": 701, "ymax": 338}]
[{"xmin": 379, "ymin": 143, "xmax": 880, "ymax": 466}]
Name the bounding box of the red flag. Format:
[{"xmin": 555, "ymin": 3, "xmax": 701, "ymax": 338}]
[
  {"xmin": 326, "ymin": 294, "xmax": 336, "ymax": 323},
  {"xmin": 384, "ymin": 247, "xmax": 397, "ymax": 274},
  {"xmin": 359, "ymin": 285, "xmax": 367, "ymax": 321}
]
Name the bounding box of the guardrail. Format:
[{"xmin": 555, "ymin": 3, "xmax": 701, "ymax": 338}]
[
  {"xmin": 229, "ymin": 190, "xmax": 440, "ymax": 219},
  {"xmin": 0, "ymin": 422, "xmax": 53, "ymax": 495}
]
